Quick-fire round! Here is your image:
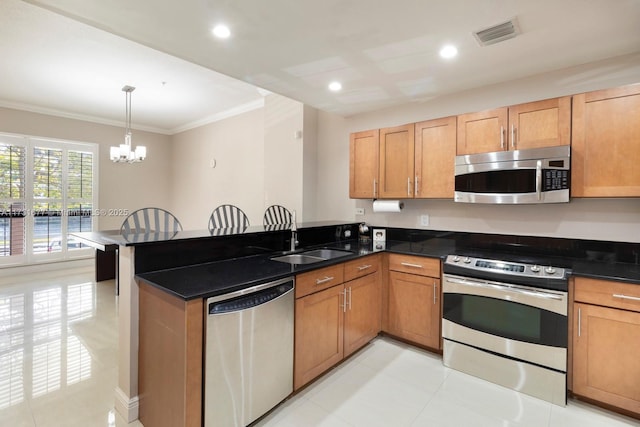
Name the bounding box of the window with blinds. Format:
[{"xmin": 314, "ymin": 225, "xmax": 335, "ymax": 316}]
[
  {"xmin": 0, "ymin": 139, "xmax": 26, "ymax": 258},
  {"xmin": 0, "ymin": 133, "xmax": 97, "ymax": 265}
]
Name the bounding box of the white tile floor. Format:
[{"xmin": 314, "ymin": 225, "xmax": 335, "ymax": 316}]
[
  {"xmin": 257, "ymin": 338, "xmax": 640, "ymax": 427},
  {"xmin": 0, "ymin": 267, "xmax": 141, "ymax": 427},
  {"xmin": 1, "ymin": 267, "xmax": 639, "ymax": 427}
]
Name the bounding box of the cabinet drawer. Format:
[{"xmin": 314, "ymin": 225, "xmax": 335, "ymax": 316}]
[
  {"xmin": 296, "ymin": 264, "xmax": 344, "ymax": 298},
  {"xmin": 343, "ymin": 254, "xmax": 381, "ymax": 282},
  {"xmin": 575, "ymin": 277, "xmax": 640, "ymax": 313},
  {"xmin": 388, "ymin": 254, "xmax": 440, "ymax": 278}
]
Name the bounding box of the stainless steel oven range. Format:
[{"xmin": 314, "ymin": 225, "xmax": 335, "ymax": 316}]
[{"xmin": 442, "ymin": 254, "xmax": 570, "ymax": 406}]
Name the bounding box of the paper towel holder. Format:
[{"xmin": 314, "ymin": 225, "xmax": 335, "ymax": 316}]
[{"xmin": 372, "ymin": 200, "xmax": 404, "ymax": 213}]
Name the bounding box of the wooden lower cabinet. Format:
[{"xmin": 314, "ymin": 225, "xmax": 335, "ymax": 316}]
[
  {"xmin": 386, "ymin": 271, "xmax": 440, "ymax": 349},
  {"xmin": 294, "ymin": 284, "xmax": 345, "ymax": 390},
  {"xmin": 138, "ymin": 281, "xmax": 203, "ymax": 427},
  {"xmin": 572, "ymin": 277, "xmax": 640, "ymax": 416},
  {"xmin": 344, "ymin": 272, "xmax": 382, "ymax": 357},
  {"xmin": 294, "ymin": 256, "xmax": 382, "ymax": 390}
]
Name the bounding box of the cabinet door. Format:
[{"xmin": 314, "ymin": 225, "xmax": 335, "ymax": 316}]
[
  {"xmin": 387, "ymin": 271, "xmax": 441, "ymax": 349},
  {"xmin": 344, "ymin": 271, "xmax": 381, "ymax": 357},
  {"xmin": 414, "ymin": 116, "xmax": 456, "ymax": 198},
  {"xmin": 379, "ymin": 124, "xmax": 415, "ymax": 198},
  {"xmin": 573, "ymin": 303, "xmax": 640, "ymax": 414},
  {"xmin": 456, "ymin": 108, "xmax": 507, "ymax": 155},
  {"xmin": 349, "ymin": 129, "xmax": 379, "ymax": 198},
  {"xmin": 294, "ymin": 285, "xmax": 345, "ymax": 390},
  {"xmin": 572, "ymin": 84, "xmax": 640, "ymax": 197},
  {"xmin": 507, "ymin": 96, "xmax": 571, "ymax": 151}
]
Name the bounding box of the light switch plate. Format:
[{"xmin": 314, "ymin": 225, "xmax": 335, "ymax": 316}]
[
  {"xmin": 355, "ymin": 208, "xmax": 365, "ymax": 215},
  {"xmin": 420, "ymin": 214, "xmax": 430, "ymax": 226}
]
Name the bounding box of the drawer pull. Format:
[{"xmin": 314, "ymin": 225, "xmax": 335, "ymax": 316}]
[
  {"xmin": 357, "ymin": 264, "xmax": 372, "ymax": 271},
  {"xmin": 613, "ymin": 293, "xmax": 640, "ymax": 302},
  {"xmin": 316, "ymin": 276, "xmax": 335, "ymax": 285},
  {"xmin": 433, "ymin": 282, "xmax": 437, "ymax": 305},
  {"xmin": 400, "ymin": 262, "xmax": 423, "ymax": 269},
  {"xmin": 578, "ymin": 307, "xmax": 581, "ymax": 337}
]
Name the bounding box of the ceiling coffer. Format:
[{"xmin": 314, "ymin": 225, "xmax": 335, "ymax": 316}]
[{"xmin": 473, "ymin": 18, "xmax": 520, "ymax": 46}]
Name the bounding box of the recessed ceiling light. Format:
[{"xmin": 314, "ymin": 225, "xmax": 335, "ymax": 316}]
[
  {"xmin": 439, "ymin": 45, "xmax": 458, "ymax": 59},
  {"xmin": 212, "ymin": 24, "xmax": 231, "ymax": 39},
  {"xmin": 328, "ymin": 81, "xmax": 342, "ymax": 92}
]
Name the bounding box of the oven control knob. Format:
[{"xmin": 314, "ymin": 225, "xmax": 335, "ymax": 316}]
[
  {"xmin": 530, "ymin": 265, "xmax": 541, "ymax": 273},
  {"xmin": 463, "ymin": 257, "xmax": 472, "ymax": 264},
  {"xmin": 545, "ymin": 266, "xmax": 556, "ymax": 274},
  {"xmin": 452, "ymin": 255, "xmax": 460, "ymax": 262}
]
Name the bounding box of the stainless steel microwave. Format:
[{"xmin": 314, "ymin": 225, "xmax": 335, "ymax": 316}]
[{"xmin": 454, "ymin": 145, "xmax": 570, "ymax": 204}]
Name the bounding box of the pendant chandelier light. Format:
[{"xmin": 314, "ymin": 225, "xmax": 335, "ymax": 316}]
[{"xmin": 110, "ymin": 85, "xmax": 146, "ymax": 163}]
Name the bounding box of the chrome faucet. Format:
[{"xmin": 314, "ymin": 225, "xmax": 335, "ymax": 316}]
[{"xmin": 290, "ymin": 210, "xmax": 298, "ymax": 251}]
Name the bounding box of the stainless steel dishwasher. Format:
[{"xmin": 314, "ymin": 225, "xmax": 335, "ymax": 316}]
[{"xmin": 204, "ymin": 277, "xmax": 294, "ymax": 427}]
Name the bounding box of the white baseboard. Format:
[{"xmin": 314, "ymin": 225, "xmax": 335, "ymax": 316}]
[{"xmin": 114, "ymin": 387, "xmax": 140, "ymax": 423}]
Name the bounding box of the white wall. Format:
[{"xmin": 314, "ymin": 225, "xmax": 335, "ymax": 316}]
[
  {"xmin": 0, "ymin": 107, "xmax": 172, "ymax": 230},
  {"xmin": 302, "ymin": 105, "xmax": 318, "ymax": 221},
  {"xmin": 263, "ymin": 94, "xmax": 304, "ymax": 221},
  {"xmin": 170, "ymin": 108, "xmax": 265, "ymax": 229},
  {"xmin": 315, "ymin": 52, "xmax": 640, "ymax": 242}
]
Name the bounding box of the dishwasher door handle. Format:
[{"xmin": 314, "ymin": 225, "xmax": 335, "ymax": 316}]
[{"xmin": 208, "ymin": 277, "xmax": 294, "ymax": 315}]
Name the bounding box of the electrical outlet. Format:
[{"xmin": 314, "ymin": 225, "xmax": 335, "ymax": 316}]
[
  {"xmin": 355, "ymin": 208, "xmax": 365, "ymax": 215},
  {"xmin": 420, "ymin": 214, "xmax": 430, "ymax": 226}
]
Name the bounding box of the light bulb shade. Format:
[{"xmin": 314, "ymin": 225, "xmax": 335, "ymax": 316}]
[
  {"xmin": 135, "ymin": 146, "xmax": 147, "ymax": 160},
  {"xmin": 120, "ymin": 143, "xmax": 131, "ymax": 157},
  {"xmin": 110, "ymin": 146, "xmax": 119, "ymax": 161}
]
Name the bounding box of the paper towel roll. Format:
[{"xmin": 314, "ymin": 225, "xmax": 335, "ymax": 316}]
[{"xmin": 372, "ymin": 200, "xmax": 404, "ymax": 213}]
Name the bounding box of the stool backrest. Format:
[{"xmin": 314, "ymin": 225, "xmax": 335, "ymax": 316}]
[
  {"xmin": 209, "ymin": 204, "xmax": 250, "ymax": 230},
  {"xmin": 263, "ymin": 205, "xmax": 292, "ymax": 226}
]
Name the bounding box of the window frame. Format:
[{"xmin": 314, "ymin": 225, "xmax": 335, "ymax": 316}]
[{"xmin": 0, "ymin": 133, "xmax": 99, "ymax": 267}]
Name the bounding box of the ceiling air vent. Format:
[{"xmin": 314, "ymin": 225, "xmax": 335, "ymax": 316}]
[{"xmin": 473, "ymin": 18, "xmax": 520, "ymax": 46}]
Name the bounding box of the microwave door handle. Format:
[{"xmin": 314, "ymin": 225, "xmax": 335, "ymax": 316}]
[
  {"xmin": 536, "ymin": 160, "xmax": 542, "ymax": 200},
  {"xmin": 445, "ymin": 276, "xmax": 564, "ymax": 301}
]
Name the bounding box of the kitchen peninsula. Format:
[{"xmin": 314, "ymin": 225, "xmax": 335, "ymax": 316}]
[{"xmin": 76, "ymin": 223, "xmax": 640, "ymax": 426}]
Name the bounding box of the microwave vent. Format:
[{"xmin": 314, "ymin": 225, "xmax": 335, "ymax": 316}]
[{"xmin": 473, "ymin": 18, "xmax": 520, "ymax": 46}]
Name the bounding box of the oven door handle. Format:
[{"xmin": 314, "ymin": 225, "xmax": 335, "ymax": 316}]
[{"xmin": 445, "ymin": 276, "xmax": 565, "ymax": 301}]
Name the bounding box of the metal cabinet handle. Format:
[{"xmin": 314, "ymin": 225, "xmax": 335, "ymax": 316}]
[
  {"xmin": 340, "ymin": 288, "xmax": 347, "ymax": 312},
  {"xmin": 446, "ymin": 276, "xmax": 565, "ymax": 300},
  {"xmin": 433, "ymin": 282, "xmax": 437, "ymax": 305},
  {"xmin": 401, "ymin": 262, "xmax": 423, "ymax": 268},
  {"xmin": 535, "ymin": 160, "xmax": 542, "ymax": 200},
  {"xmin": 348, "ymin": 287, "xmax": 352, "ymax": 310},
  {"xmin": 577, "ymin": 307, "xmax": 581, "ymax": 337},
  {"xmin": 511, "ymin": 124, "xmax": 516, "ymax": 149},
  {"xmin": 357, "ymin": 264, "xmax": 372, "ymax": 271},
  {"xmin": 415, "ymin": 175, "xmax": 419, "ymax": 196},
  {"xmin": 613, "ymin": 293, "xmax": 640, "ymax": 302},
  {"xmin": 500, "ymin": 126, "xmax": 505, "ymax": 149},
  {"xmin": 316, "ymin": 276, "xmax": 334, "ymax": 285},
  {"xmin": 373, "ymin": 179, "xmax": 377, "ymax": 198},
  {"xmin": 407, "ymin": 177, "xmax": 412, "ymax": 197}
]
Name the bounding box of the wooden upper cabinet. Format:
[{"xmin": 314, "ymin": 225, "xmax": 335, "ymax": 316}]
[
  {"xmin": 571, "ymin": 84, "xmax": 640, "ymax": 197},
  {"xmin": 456, "ymin": 108, "xmax": 507, "ymax": 155},
  {"xmin": 508, "ymin": 96, "xmax": 571, "ymax": 151},
  {"xmin": 456, "ymin": 97, "xmax": 571, "ymax": 155},
  {"xmin": 349, "ymin": 129, "xmax": 379, "ymax": 198},
  {"xmin": 414, "ymin": 116, "xmax": 457, "ymax": 198},
  {"xmin": 379, "ymin": 124, "xmax": 415, "ymax": 198}
]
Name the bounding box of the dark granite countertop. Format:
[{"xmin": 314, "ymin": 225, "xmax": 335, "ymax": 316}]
[
  {"xmin": 136, "ymin": 242, "xmax": 373, "ymax": 300},
  {"xmin": 136, "ymin": 235, "xmax": 640, "ymax": 300}
]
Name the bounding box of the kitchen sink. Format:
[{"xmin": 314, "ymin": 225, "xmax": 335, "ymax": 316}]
[{"xmin": 270, "ymin": 248, "xmax": 353, "ymax": 265}]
